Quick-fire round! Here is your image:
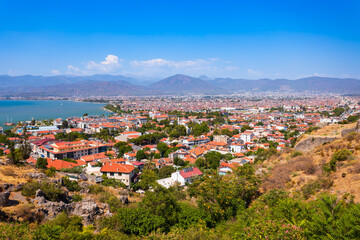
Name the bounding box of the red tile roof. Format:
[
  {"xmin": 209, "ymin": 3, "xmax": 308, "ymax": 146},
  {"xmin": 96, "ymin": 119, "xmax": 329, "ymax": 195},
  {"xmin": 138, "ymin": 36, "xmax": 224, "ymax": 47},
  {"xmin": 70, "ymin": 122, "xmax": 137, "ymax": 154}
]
[
  {"xmin": 100, "ymin": 163, "xmax": 135, "ymax": 173},
  {"xmin": 179, "ymin": 167, "xmax": 203, "ymax": 179}
]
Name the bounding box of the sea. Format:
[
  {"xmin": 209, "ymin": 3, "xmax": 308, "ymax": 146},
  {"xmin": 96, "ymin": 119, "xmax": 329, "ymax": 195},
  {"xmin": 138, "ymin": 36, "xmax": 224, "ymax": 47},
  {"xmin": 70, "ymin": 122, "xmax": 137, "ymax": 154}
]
[{"xmin": 0, "ymin": 100, "xmax": 106, "ymax": 129}]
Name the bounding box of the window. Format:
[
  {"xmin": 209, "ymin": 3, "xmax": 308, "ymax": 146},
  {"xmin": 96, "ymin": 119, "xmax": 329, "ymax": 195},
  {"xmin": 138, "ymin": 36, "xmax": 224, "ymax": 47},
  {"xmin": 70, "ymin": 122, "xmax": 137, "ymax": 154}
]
[{"xmin": 110, "ymin": 172, "xmax": 114, "ymax": 176}]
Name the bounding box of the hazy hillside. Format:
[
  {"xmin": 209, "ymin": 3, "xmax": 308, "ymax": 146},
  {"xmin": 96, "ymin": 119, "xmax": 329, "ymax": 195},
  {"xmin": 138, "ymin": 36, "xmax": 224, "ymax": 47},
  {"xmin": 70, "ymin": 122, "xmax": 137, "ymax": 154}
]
[
  {"xmin": 1, "ymin": 74, "xmax": 360, "ymax": 96},
  {"xmin": 149, "ymin": 74, "xmax": 225, "ymax": 94}
]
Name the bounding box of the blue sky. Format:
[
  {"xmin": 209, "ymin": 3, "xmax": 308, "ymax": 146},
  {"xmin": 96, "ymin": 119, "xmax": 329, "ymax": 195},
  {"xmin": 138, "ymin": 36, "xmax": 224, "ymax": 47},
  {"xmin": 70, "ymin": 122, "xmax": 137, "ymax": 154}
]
[{"xmin": 1, "ymin": 0, "xmax": 360, "ymax": 79}]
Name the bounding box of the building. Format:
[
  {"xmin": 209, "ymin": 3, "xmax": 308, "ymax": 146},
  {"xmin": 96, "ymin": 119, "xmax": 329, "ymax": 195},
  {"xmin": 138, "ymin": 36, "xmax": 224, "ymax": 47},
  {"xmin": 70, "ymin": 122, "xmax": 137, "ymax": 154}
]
[
  {"xmin": 38, "ymin": 140, "xmax": 108, "ymax": 160},
  {"xmin": 229, "ymin": 142, "xmax": 245, "ymax": 153},
  {"xmin": 156, "ymin": 167, "xmax": 203, "ymax": 188},
  {"xmin": 100, "ymin": 163, "xmax": 135, "ymax": 186},
  {"xmin": 240, "ymin": 131, "xmax": 254, "ymax": 143}
]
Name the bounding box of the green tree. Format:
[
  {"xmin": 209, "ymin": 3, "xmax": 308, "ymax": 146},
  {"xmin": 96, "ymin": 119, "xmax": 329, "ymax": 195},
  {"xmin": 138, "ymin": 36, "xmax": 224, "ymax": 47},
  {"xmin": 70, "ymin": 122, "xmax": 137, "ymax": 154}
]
[
  {"xmin": 174, "ymin": 156, "xmax": 186, "ymax": 166},
  {"xmin": 204, "ymin": 151, "xmax": 223, "ymax": 169},
  {"xmin": 36, "ymin": 157, "xmax": 48, "ymax": 169},
  {"xmin": 158, "ymin": 166, "xmax": 176, "ymax": 178},
  {"xmin": 138, "ymin": 169, "xmax": 158, "ymax": 190},
  {"xmin": 136, "ymin": 150, "xmax": 146, "ymax": 161},
  {"xmin": 157, "ymin": 142, "xmax": 169, "ymax": 157}
]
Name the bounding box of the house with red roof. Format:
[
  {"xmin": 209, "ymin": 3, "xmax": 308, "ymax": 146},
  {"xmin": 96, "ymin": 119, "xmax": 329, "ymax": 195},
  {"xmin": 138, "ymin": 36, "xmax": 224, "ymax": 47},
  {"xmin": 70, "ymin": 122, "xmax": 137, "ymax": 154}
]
[
  {"xmin": 171, "ymin": 167, "xmax": 203, "ymax": 186},
  {"xmin": 100, "ymin": 162, "xmax": 135, "ymax": 186}
]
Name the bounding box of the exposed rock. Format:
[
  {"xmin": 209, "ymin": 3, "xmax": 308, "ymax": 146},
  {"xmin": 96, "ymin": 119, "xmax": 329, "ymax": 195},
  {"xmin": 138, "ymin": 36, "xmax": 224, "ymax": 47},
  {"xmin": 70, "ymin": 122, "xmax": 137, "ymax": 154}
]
[
  {"xmin": 0, "ymin": 183, "xmax": 14, "ymax": 192},
  {"xmin": 0, "ymin": 192, "xmax": 10, "ymax": 207},
  {"xmin": 341, "ymin": 121, "xmax": 360, "ymax": 137},
  {"xmin": 13, "ymin": 183, "xmax": 24, "ymax": 192},
  {"xmin": 24, "ymin": 172, "xmax": 46, "ymax": 179},
  {"xmin": 79, "ymin": 182, "xmax": 91, "ymax": 194},
  {"xmin": 70, "ymin": 198, "xmax": 102, "ymax": 225},
  {"xmin": 295, "ymin": 136, "xmax": 340, "ymax": 152},
  {"xmin": 119, "ymin": 195, "xmax": 129, "ymax": 204},
  {"xmin": 33, "ymin": 196, "xmax": 111, "ymax": 225},
  {"xmin": 34, "ymin": 189, "xmax": 47, "ymax": 204}
]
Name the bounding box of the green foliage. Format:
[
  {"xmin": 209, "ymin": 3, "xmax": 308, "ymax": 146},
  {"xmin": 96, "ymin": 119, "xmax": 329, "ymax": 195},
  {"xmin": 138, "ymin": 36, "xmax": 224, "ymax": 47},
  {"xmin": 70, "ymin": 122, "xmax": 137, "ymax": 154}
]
[
  {"xmin": 347, "ymin": 115, "xmax": 359, "ymax": 123},
  {"xmin": 138, "ymin": 169, "xmax": 158, "ymax": 190},
  {"xmin": 62, "ymin": 157, "xmax": 77, "ymax": 163},
  {"xmin": 44, "ymin": 167, "xmax": 57, "ymax": 177},
  {"xmin": 326, "ymin": 149, "xmax": 353, "ymax": 172},
  {"xmin": 131, "ymin": 132, "xmax": 167, "ymax": 146},
  {"xmin": 195, "ymin": 157, "xmax": 208, "ymax": 169},
  {"xmin": 72, "ymin": 194, "xmax": 83, "ymax": 202},
  {"xmin": 203, "ymin": 151, "xmax": 223, "ymax": 169},
  {"xmin": 62, "ymin": 176, "xmax": 82, "ymax": 192},
  {"xmin": 117, "ymin": 207, "xmax": 166, "ymax": 235},
  {"xmin": 101, "ymin": 175, "xmax": 127, "ymax": 189},
  {"xmin": 114, "ymin": 141, "xmax": 133, "ymax": 157},
  {"xmin": 241, "ymin": 125, "xmax": 253, "ymax": 132},
  {"xmin": 291, "ymin": 150, "xmax": 303, "ymax": 158},
  {"xmin": 173, "ymin": 156, "xmax": 186, "ymax": 166},
  {"xmin": 140, "ymin": 186, "xmax": 180, "ymax": 229},
  {"xmin": 333, "ymin": 107, "xmax": 345, "ymax": 116},
  {"xmin": 136, "ymin": 150, "xmax": 146, "ymax": 161},
  {"xmin": 188, "ymin": 166, "xmax": 260, "ymax": 223},
  {"xmin": 189, "ymin": 122, "xmax": 209, "ymax": 137},
  {"xmin": 55, "ymin": 132, "xmax": 88, "ymax": 141},
  {"xmin": 157, "ymin": 142, "xmax": 169, "ymax": 157},
  {"xmin": 175, "ymin": 203, "xmax": 210, "ymax": 229},
  {"xmin": 301, "ymin": 177, "xmax": 334, "ymax": 199},
  {"xmin": 36, "ymin": 157, "xmax": 48, "ymax": 169},
  {"xmin": 332, "ymin": 149, "xmax": 352, "ymax": 162},
  {"xmin": 22, "ymin": 181, "xmax": 65, "ymax": 202},
  {"xmin": 254, "ymin": 148, "xmax": 278, "ymax": 163},
  {"xmin": 88, "ymin": 184, "xmax": 105, "ymax": 194},
  {"xmin": 169, "ymin": 125, "xmax": 187, "ymax": 138},
  {"xmin": 158, "ymin": 166, "xmax": 176, "ymax": 178}
]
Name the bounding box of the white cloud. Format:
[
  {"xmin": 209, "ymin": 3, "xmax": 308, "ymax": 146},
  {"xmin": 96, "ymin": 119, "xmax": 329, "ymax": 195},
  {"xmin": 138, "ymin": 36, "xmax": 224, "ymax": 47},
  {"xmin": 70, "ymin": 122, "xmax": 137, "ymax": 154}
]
[
  {"xmin": 51, "ymin": 69, "xmax": 60, "ymax": 75},
  {"xmin": 247, "ymin": 69, "xmax": 263, "ymax": 77},
  {"xmin": 65, "ymin": 55, "xmax": 123, "ymax": 75},
  {"xmin": 67, "ymin": 65, "xmax": 84, "ymax": 75},
  {"xmin": 86, "ymin": 54, "xmax": 122, "ymax": 72}
]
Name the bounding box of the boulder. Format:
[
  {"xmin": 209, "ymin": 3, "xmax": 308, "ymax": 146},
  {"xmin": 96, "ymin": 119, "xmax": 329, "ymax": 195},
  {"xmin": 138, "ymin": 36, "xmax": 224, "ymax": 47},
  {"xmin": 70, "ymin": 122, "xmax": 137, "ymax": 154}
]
[
  {"xmin": 0, "ymin": 192, "xmax": 10, "ymax": 207},
  {"xmin": 24, "ymin": 172, "xmax": 46, "ymax": 179},
  {"xmin": 119, "ymin": 195, "xmax": 129, "ymax": 204},
  {"xmin": 0, "ymin": 183, "xmax": 14, "ymax": 192}
]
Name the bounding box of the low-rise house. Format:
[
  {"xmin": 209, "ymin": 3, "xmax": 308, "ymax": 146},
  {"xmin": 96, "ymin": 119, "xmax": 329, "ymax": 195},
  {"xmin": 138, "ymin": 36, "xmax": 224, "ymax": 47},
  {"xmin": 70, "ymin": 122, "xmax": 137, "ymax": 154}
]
[
  {"xmin": 100, "ymin": 163, "xmax": 135, "ymax": 186},
  {"xmin": 157, "ymin": 167, "xmax": 203, "ymax": 188},
  {"xmin": 171, "ymin": 167, "xmax": 203, "ymax": 186}
]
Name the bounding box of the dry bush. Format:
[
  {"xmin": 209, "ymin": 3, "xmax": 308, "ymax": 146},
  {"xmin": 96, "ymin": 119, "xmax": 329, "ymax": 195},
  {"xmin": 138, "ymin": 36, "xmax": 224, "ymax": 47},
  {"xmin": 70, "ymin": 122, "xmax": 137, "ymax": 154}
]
[
  {"xmin": 349, "ymin": 162, "xmax": 360, "ymax": 174},
  {"xmin": 262, "ymin": 155, "xmax": 319, "ymax": 191},
  {"xmin": 291, "ymin": 156, "xmax": 318, "ymax": 175},
  {"xmin": 0, "ymin": 166, "xmax": 18, "ymax": 177},
  {"xmin": 10, "ymin": 204, "xmax": 41, "ymax": 223}
]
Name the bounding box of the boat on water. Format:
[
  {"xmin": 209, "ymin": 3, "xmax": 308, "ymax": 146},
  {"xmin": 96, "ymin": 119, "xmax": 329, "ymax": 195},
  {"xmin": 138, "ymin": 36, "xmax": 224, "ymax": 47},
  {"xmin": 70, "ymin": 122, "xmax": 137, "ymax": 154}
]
[{"xmin": 4, "ymin": 118, "xmax": 15, "ymax": 126}]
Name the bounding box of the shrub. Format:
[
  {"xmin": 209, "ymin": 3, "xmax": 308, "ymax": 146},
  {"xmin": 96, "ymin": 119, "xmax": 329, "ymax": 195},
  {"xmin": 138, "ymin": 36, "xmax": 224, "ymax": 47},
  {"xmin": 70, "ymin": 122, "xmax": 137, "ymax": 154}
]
[
  {"xmin": 44, "ymin": 167, "xmax": 56, "ymax": 177},
  {"xmin": 332, "ymin": 149, "xmax": 352, "ymax": 162},
  {"xmin": 291, "ymin": 151, "xmax": 303, "ymax": 158},
  {"xmin": 88, "ymin": 184, "xmax": 105, "ymax": 194},
  {"xmin": 301, "ymin": 177, "xmax": 333, "ymax": 199},
  {"xmin": 117, "ymin": 207, "xmax": 166, "ymax": 235},
  {"xmin": 62, "ymin": 177, "xmax": 82, "ymax": 192},
  {"xmin": 36, "ymin": 157, "xmax": 48, "ymax": 169},
  {"xmin": 21, "ymin": 181, "xmax": 65, "ymax": 202},
  {"xmin": 72, "ymin": 194, "xmax": 83, "ymax": 202},
  {"xmin": 98, "ymin": 191, "xmax": 123, "ymax": 212}
]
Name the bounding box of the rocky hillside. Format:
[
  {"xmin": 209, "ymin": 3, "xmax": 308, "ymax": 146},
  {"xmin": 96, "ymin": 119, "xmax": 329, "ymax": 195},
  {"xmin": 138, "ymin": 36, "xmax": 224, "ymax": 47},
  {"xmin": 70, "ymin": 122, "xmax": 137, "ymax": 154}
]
[
  {"xmin": 261, "ymin": 124, "xmax": 360, "ymax": 202},
  {"xmin": 0, "ymin": 165, "xmax": 132, "ymax": 224}
]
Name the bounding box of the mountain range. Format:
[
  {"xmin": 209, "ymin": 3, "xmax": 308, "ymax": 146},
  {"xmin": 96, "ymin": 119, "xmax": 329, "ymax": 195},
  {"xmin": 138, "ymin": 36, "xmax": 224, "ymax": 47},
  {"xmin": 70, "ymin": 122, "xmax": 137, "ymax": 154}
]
[{"xmin": 0, "ymin": 74, "xmax": 359, "ymax": 97}]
